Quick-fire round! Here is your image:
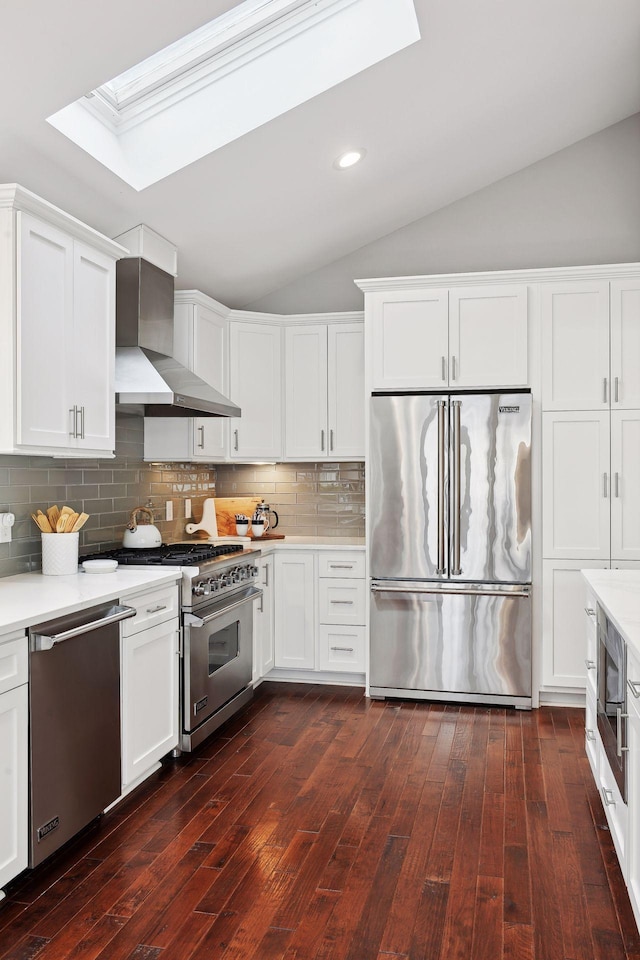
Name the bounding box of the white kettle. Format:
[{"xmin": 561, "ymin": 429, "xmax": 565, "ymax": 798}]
[{"xmin": 122, "ymin": 506, "xmax": 162, "ymax": 549}]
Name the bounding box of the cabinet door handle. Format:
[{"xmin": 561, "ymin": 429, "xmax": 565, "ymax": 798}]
[
  {"xmin": 585, "ymin": 607, "xmax": 596, "ymax": 618},
  {"xmin": 264, "ymin": 564, "xmax": 269, "ymax": 587},
  {"xmin": 441, "ymin": 356, "xmax": 447, "ymax": 382},
  {"xmin": 258, "ymin": 594, "xmax": 264, "ymax": 613},
  {"xmin": 146, "ymin": 604, "xmax": 167, "ymax": 614},
  {"xmin": 451, "ymin": 355, "xmax": 457, "ymax": 381},
  {"xmin": 615, "ymin": 472, "xmax": 620, "ymax": 498},
  {"xmin": 330, "ymin": 429, "xmax": 334, "ymax": 452},
  {"xmin": 234, "ymin": 429, "xmax": 239, "ymax": 451},
  {"xmin": 603, "ymin": 377, "xmax": 608, "ymax": 403},
  {"xmin": 627, "ymin": 679, "xmax": 640, "ymax": 699},
  {"xmin": 69, "ymin": 406, "xmax": 77, "ymax": 438},
  {"xmin": 321, "ymin": 429, "xmax": 325, "ymax": 452},
  {"xmin": 584, "ymin": 659, "xmax": 596, "ymax": 671},
  {"xmin": 330, "ymin": 646, "xmax": 354, "ymax": 653},
  {"xmin": 586, "ymin": 729, "xmax": 596, "ymax": 742},
  {"xmin": 602, "ymin": 787, "xmax": 616, "ymax": 807},
  {"xmin": 197, "ymin": 425, "xmax": 205, "ymax": 449},
  {"xmin": 79, "ymin": 405, "xmax": 85, "ymax": 440},
  {"xmin": 603, "ymin": 473, "xmax": 608, "ymax": 498},
  {"xmin": 615, "ymin": 376, "xmax": 619, "ymax": 403}
]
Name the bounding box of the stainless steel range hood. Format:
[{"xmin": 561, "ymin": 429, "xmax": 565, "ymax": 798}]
[{"xmin": 115, "ymin": 258, "xmax": 241, "ymax": 418}]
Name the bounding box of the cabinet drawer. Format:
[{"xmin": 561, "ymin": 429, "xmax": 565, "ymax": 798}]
[
  {"xmin": 318, "ymin": 578, "xmax": 365, "ymax": 625},
  {"xmin": 121, "ymin": 584, "xmax": 180, "ymax": 636},
  {"xmin": 585, "ymin": 686, "xmax": 598, "ymax": 780},
  {"xmin": 319, "ymin": 625, "xmax": 365, "ymax": 673},
  {"xmin": 0, "ymin": 633, "xmax": 28, "ymax": 695},
  {"xmin": 318, "ymin": 552, "xmax": 365, "ymax": 579},
  {"xmin": 599, "ymin": 748, "xmax": 628, "ymax": 868}
]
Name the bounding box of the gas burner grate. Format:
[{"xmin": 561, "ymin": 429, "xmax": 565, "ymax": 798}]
[{"xmin": 82, "ymin": 543, "xmax": 244, "ymax": 566}]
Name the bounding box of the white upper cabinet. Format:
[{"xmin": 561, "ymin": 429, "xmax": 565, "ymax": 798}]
[
  {"xmin": 328, "ymin": 324, "xmax": 365, "ymax": 459},
  {"xmin": 144, "ymin": 292, "xmax": 229, "ymax": 462},
  {"xmin": 371, "ymin": 288, "xmax": 449, "ymax": 390},
  {"xmin": 285, "ymin": 321, "xmax": 364, "ymax": 460},
  {"xmin": 369, "ymin": 283, "xmax": 528, "ymax": 391},
  {"xmin": 0, "ymin": 186, "xmax": 123, "ymax": 457},
  {"xmin": 229, "ymin": 320, "xmax": 282, "ymax": 460},
  {"xmin": 285, "ymin": 324, "xmax": 328, "ymax": 458},
  {"xmin": 611, "ymin": 279, "xmax": 640, "ymax": 410},
  {"xmin": 17, "ymin": 213, "xmax": 116, "ymax": 454},
  {"xmin": 541, "ymin": 281, "xmax": 610, "ymax": 410},
  {"xmin": 448, "ymin": 285, "xmax": 528, "ymax": 388}
]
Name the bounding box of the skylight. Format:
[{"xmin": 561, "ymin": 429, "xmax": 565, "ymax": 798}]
[{"xmin": 47, "ymin": 0, "xmax": 420, "ymax": 190}]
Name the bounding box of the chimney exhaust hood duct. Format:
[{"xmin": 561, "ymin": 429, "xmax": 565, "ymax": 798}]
[{"xmin": 114, "ymin": 258, "xmax": 241, "ymax": 418}]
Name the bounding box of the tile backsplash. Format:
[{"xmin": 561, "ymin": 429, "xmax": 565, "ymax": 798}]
[
  {"xmin": 0, "ymin": 415, "xmax": 216, "ymax": 578},
  {"xmin": 215, "ymin": 462, "xmax": 365, "ymax": 537},
  {"xmin": 0, "ymin": 417, "xmax": 365, "ymax": 578}
]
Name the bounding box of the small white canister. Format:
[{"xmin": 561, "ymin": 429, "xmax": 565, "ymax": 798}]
[{"xmin": 41, "ymin": 532, "xmax": 80, "ymax": 576}]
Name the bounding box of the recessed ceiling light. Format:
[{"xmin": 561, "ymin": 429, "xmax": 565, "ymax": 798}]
[{"xmin": 335, "ymin": 149, "xmax": 366, "ymax": 170}]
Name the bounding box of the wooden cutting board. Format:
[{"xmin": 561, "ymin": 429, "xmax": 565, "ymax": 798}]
[
  {"xmin": 213, "ymin": 497, "xmax": 260, "ymax": 536},
  {"xmin": 214, "ymin": 497, "xmax": 285, "ymax": 538}
]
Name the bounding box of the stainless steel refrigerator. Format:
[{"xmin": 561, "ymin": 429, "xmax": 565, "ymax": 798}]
[{"xmin": 369, "ymin": 391, "xmax": 532, "ymax": 707}]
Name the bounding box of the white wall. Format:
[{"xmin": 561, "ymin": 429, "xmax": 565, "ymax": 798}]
[{"xmin": 246, "ymin": 114, "xmax": 640, "ymax": 314}]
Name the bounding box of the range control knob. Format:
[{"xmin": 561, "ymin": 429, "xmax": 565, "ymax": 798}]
[{"xmin": 193, "ymin": 583, "xmax": 206, "ymax": 596}]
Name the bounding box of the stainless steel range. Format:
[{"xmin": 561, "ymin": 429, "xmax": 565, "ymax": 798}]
[{"xmin": 83, "ymin": 542, "xmax": 261, "ymax": 751}]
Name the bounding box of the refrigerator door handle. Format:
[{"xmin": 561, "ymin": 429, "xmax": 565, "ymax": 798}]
[
  {"xmin": 451, "ymin": 400, "xmax": 462, "ymax": 575},
  {"xmin": 437, "ymin": 400, "xmax": 446, "ymax": 574},
  {"xmin": 371, "ymin": 583, "xmax": 530, "ymax": 599}
]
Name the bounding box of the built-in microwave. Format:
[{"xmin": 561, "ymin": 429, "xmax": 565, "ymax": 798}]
[{"xmin": 597, "ymin": 604, "xmax": 628, "ymax": 803}]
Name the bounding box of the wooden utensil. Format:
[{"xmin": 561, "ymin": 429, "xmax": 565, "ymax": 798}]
[
  {"xmin": 71, "ymin": 512, "xmax": 89, "ymax": 532},
  {"xmin": 31, "ymin": 512, "xmax": 52, "ymax": 533}
]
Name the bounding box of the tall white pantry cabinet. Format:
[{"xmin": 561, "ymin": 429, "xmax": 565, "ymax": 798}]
[{"xmin": 541, "ymin": 275, "xmax": 640, "ymax": 695}]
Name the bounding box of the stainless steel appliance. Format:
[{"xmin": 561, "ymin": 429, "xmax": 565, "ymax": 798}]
[
  {"xmin": 115, "ymin": 257, "xmax": 241, "ymax": 418},
  {"xmin": 83, "ymin": 542, "xmax": 261, "ymax": 751},
  {"xmin": 28, "ymin": 603, "xmax": 136, "ymax": 866},
  {"xmin": 597, "ymin": 604, "xmax": 628, "ymax": 802},
  {"xmin": 369, "ymin": 391, "xmax": 532, "ymax": 707}
]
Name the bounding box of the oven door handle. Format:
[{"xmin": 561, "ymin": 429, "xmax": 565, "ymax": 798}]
[{"xmin": 184, "ymin": 588, "xmax": 261, "ymax": 627}]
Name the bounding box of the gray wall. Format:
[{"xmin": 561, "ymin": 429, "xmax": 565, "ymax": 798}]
[{"xmin": 246, "ymin": 114, "xmax": 640, "ymax": 314}]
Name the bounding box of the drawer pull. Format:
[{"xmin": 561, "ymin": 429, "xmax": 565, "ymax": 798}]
[
  {"xmin": 331, "ymin": 646, "xmax": 354, "ymax": 653},
  {"xmin": 586, "ymin": 729, "xmax": 596, "ymax": 742},
  {"xmin": 329, "ymin": 564, "xmax": 354, "ymax": 569},
  {"xmin": 627, "ymin": 679, "xmax": 640, "ymax": 699},
  {"xmin": 585, "ymin": 659, "xmax": 596, "ymax": 671},
  {"xmin": 331, "ymin": 599, "xmax": 354, "ymax": 605},
  {"xmin": 602, "ymin": 787, "xmax": 616, "ymax": 807},
  {"xmin": 146, "ymin": 604, "xmax": 168, "ymax": 614}
]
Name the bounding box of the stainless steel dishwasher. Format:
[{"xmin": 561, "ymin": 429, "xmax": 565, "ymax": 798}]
[{"xmin": 28, "ymin": 602, "xmax": 136, "ymax": 866}]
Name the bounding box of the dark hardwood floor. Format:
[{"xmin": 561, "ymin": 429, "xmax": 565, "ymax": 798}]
[{"xmin": 2, "ymin": 683, "xmax": 640, "ymax": 960}]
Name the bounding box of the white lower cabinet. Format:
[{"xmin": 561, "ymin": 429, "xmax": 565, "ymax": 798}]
[
  {"xmin": 274, "ymin": 553, "xmax": 315, "ymax": 670},
  {"xmin": 273, "ymin": 549, "xmax": 366, "ymax": 679},
  {"xmin": 254, "ymin": 555, "xmax": 274, "ymax": 681},
  {"xmin": 541, "ymin": 559, "xmax": 609, "ymax": 691},
  {"xmin": 0, "ymin": 630, "xmax": 28, "ymax": 892},
  {"xmin": 120, "ymin": 585, "xmax": 180, "ymax": 791}
]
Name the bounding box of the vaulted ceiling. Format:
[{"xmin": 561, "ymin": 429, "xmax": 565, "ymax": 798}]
[{"xmin": 1, "ymin": 0, "xmax": 639, "ymax": 307}]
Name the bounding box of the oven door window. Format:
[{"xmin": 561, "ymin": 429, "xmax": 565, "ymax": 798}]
[{"xmin": 208, "ymin": 622, "xmax": 239, "ymax": 674}]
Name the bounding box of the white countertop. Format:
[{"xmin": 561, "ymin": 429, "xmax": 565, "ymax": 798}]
[
  {"xmin": 0, "ymin": 568, "xmax": 181, "ymax": 636},
  {"xmin": 582, "ymin": 569, "xmax": 640, "ymax": 653}
]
